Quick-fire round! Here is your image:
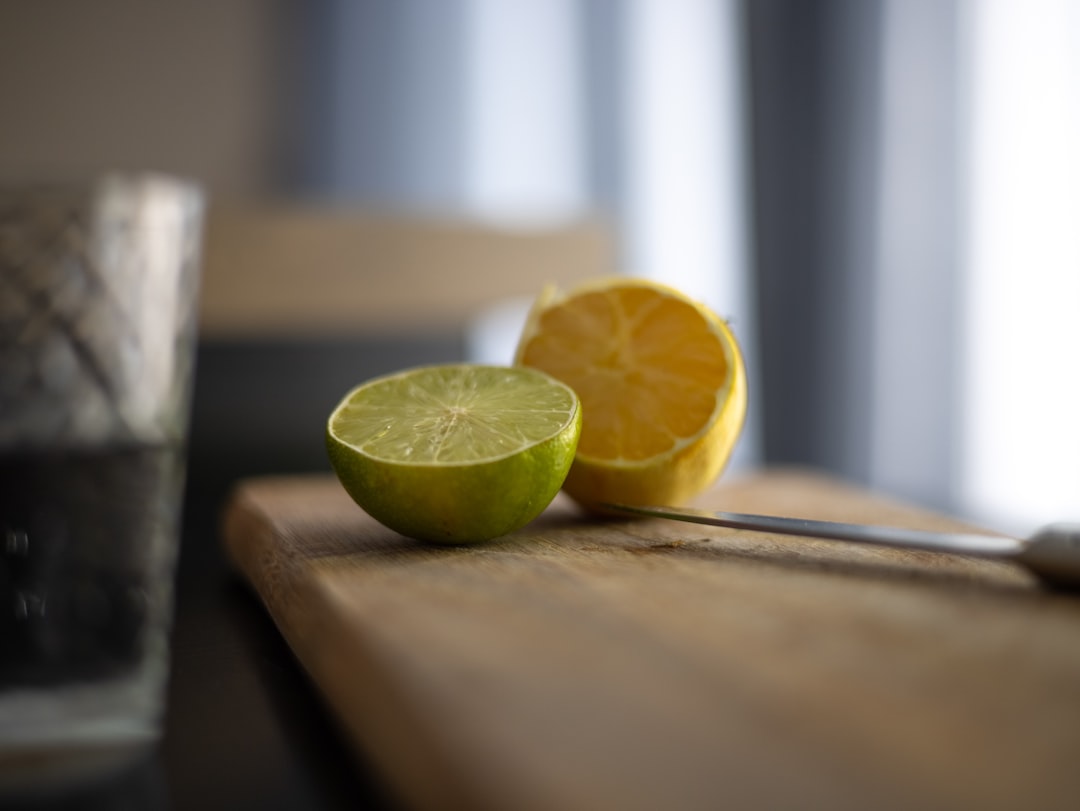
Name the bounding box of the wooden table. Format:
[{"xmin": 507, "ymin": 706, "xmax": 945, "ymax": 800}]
[{"xmin": 219, "ymin": 468, "xmax": 1080, "ymax": 811}]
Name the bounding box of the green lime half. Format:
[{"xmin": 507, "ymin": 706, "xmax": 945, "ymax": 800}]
[{"xmin": 326, "ymin": 364, "xmax": 582, "ymax": 544}]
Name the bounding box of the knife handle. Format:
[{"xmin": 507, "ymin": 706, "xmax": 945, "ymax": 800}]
[{"xmin": 1017, "ymin": 524, "xmax": 1080, "ymax": 589}]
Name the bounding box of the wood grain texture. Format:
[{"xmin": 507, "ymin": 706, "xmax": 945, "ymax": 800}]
[{"xmin": 221, "ymin": 469, "xmax": 1080, "ymax": 811}]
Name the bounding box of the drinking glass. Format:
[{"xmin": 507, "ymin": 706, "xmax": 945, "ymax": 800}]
[{"xmin": 0, "ymin": 174, "xmax": 204, "ymax": 781}]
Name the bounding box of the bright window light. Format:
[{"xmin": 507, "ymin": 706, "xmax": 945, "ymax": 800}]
[
  {"xmin": 462, "ymin": 0, "xmax": 587, "ymax": 224},
  {"xmin": 620, "ymin": 0, "xmax": 748, "ymax": 319},
  {"xmin": 960, "ymin": 0, "xmax": 1080, "ymax": 529}
]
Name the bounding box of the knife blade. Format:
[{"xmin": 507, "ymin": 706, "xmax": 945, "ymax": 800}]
[{"xmin": 601, "ymin": 502, "xmax": 1080, "ymax": 589}]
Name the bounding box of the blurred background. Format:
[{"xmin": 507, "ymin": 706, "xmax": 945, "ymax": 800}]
[{"xmin": 2, "ymin": 0, "xmax": 1077, "ymax": 536}]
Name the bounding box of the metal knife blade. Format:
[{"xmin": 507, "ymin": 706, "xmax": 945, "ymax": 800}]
[{"xmin": 601, "ymin": 502, "xmax": 1022, "ymax": 557}]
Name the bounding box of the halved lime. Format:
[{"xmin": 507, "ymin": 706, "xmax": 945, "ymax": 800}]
[{"xmin": 326, "ymin": 364, "xmax": 582, "ymax": 544}]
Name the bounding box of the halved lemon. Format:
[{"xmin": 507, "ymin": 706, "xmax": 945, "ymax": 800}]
[
  {"xmin": 327, "ymin": 364, "xmax": 581, "ymax": 544},
  {"xmin": 514, "ymin": 277, "xmax": 747, "ymax": 508}
]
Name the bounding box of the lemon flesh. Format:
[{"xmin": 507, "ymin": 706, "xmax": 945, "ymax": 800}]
[
  {"xmin": 326, "ymin": 364, "xmax": 581, "ymax": 544},
  {"xmin": 514, "ymin": 277, "xmax": 747, "ymax": 508}
]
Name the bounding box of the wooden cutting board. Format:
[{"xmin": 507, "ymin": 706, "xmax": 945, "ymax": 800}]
[{"xmin": 221, "ymin": 469, "xmax": 1080, "ymax": 811}]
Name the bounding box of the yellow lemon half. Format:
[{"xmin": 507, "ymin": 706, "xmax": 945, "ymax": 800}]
[{"xmin": 514, "ymin": 278, "xmax": 747, "ymax": 508}]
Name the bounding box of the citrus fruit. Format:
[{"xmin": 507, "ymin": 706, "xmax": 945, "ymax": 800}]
[
  {"xmin": 513, "ymin": 277, "xmax": 747, "ymax": 508},
  {"xmin": 326, "ymin": 364, "xmax": 581, "ymax": 544}
]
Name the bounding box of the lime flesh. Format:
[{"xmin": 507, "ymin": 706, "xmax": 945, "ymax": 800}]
[{"xmin": 327, "ymin": 364, "xmax": 581, "ymax": 544}]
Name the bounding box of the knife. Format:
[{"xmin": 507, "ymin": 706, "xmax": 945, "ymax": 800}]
[{"xmin": 602, "ymin": 502, "xmax": 1080, "ymax": 589}]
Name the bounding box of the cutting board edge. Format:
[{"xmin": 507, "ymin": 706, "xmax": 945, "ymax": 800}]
[{"xmin": 221, "ymin": 482, "xmax": 518, "ymax": 811}]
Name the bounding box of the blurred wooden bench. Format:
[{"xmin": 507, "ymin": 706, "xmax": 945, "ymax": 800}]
[{"xmin": 198, "ymin": 205, "xmax": 615, "ymax": 338}]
